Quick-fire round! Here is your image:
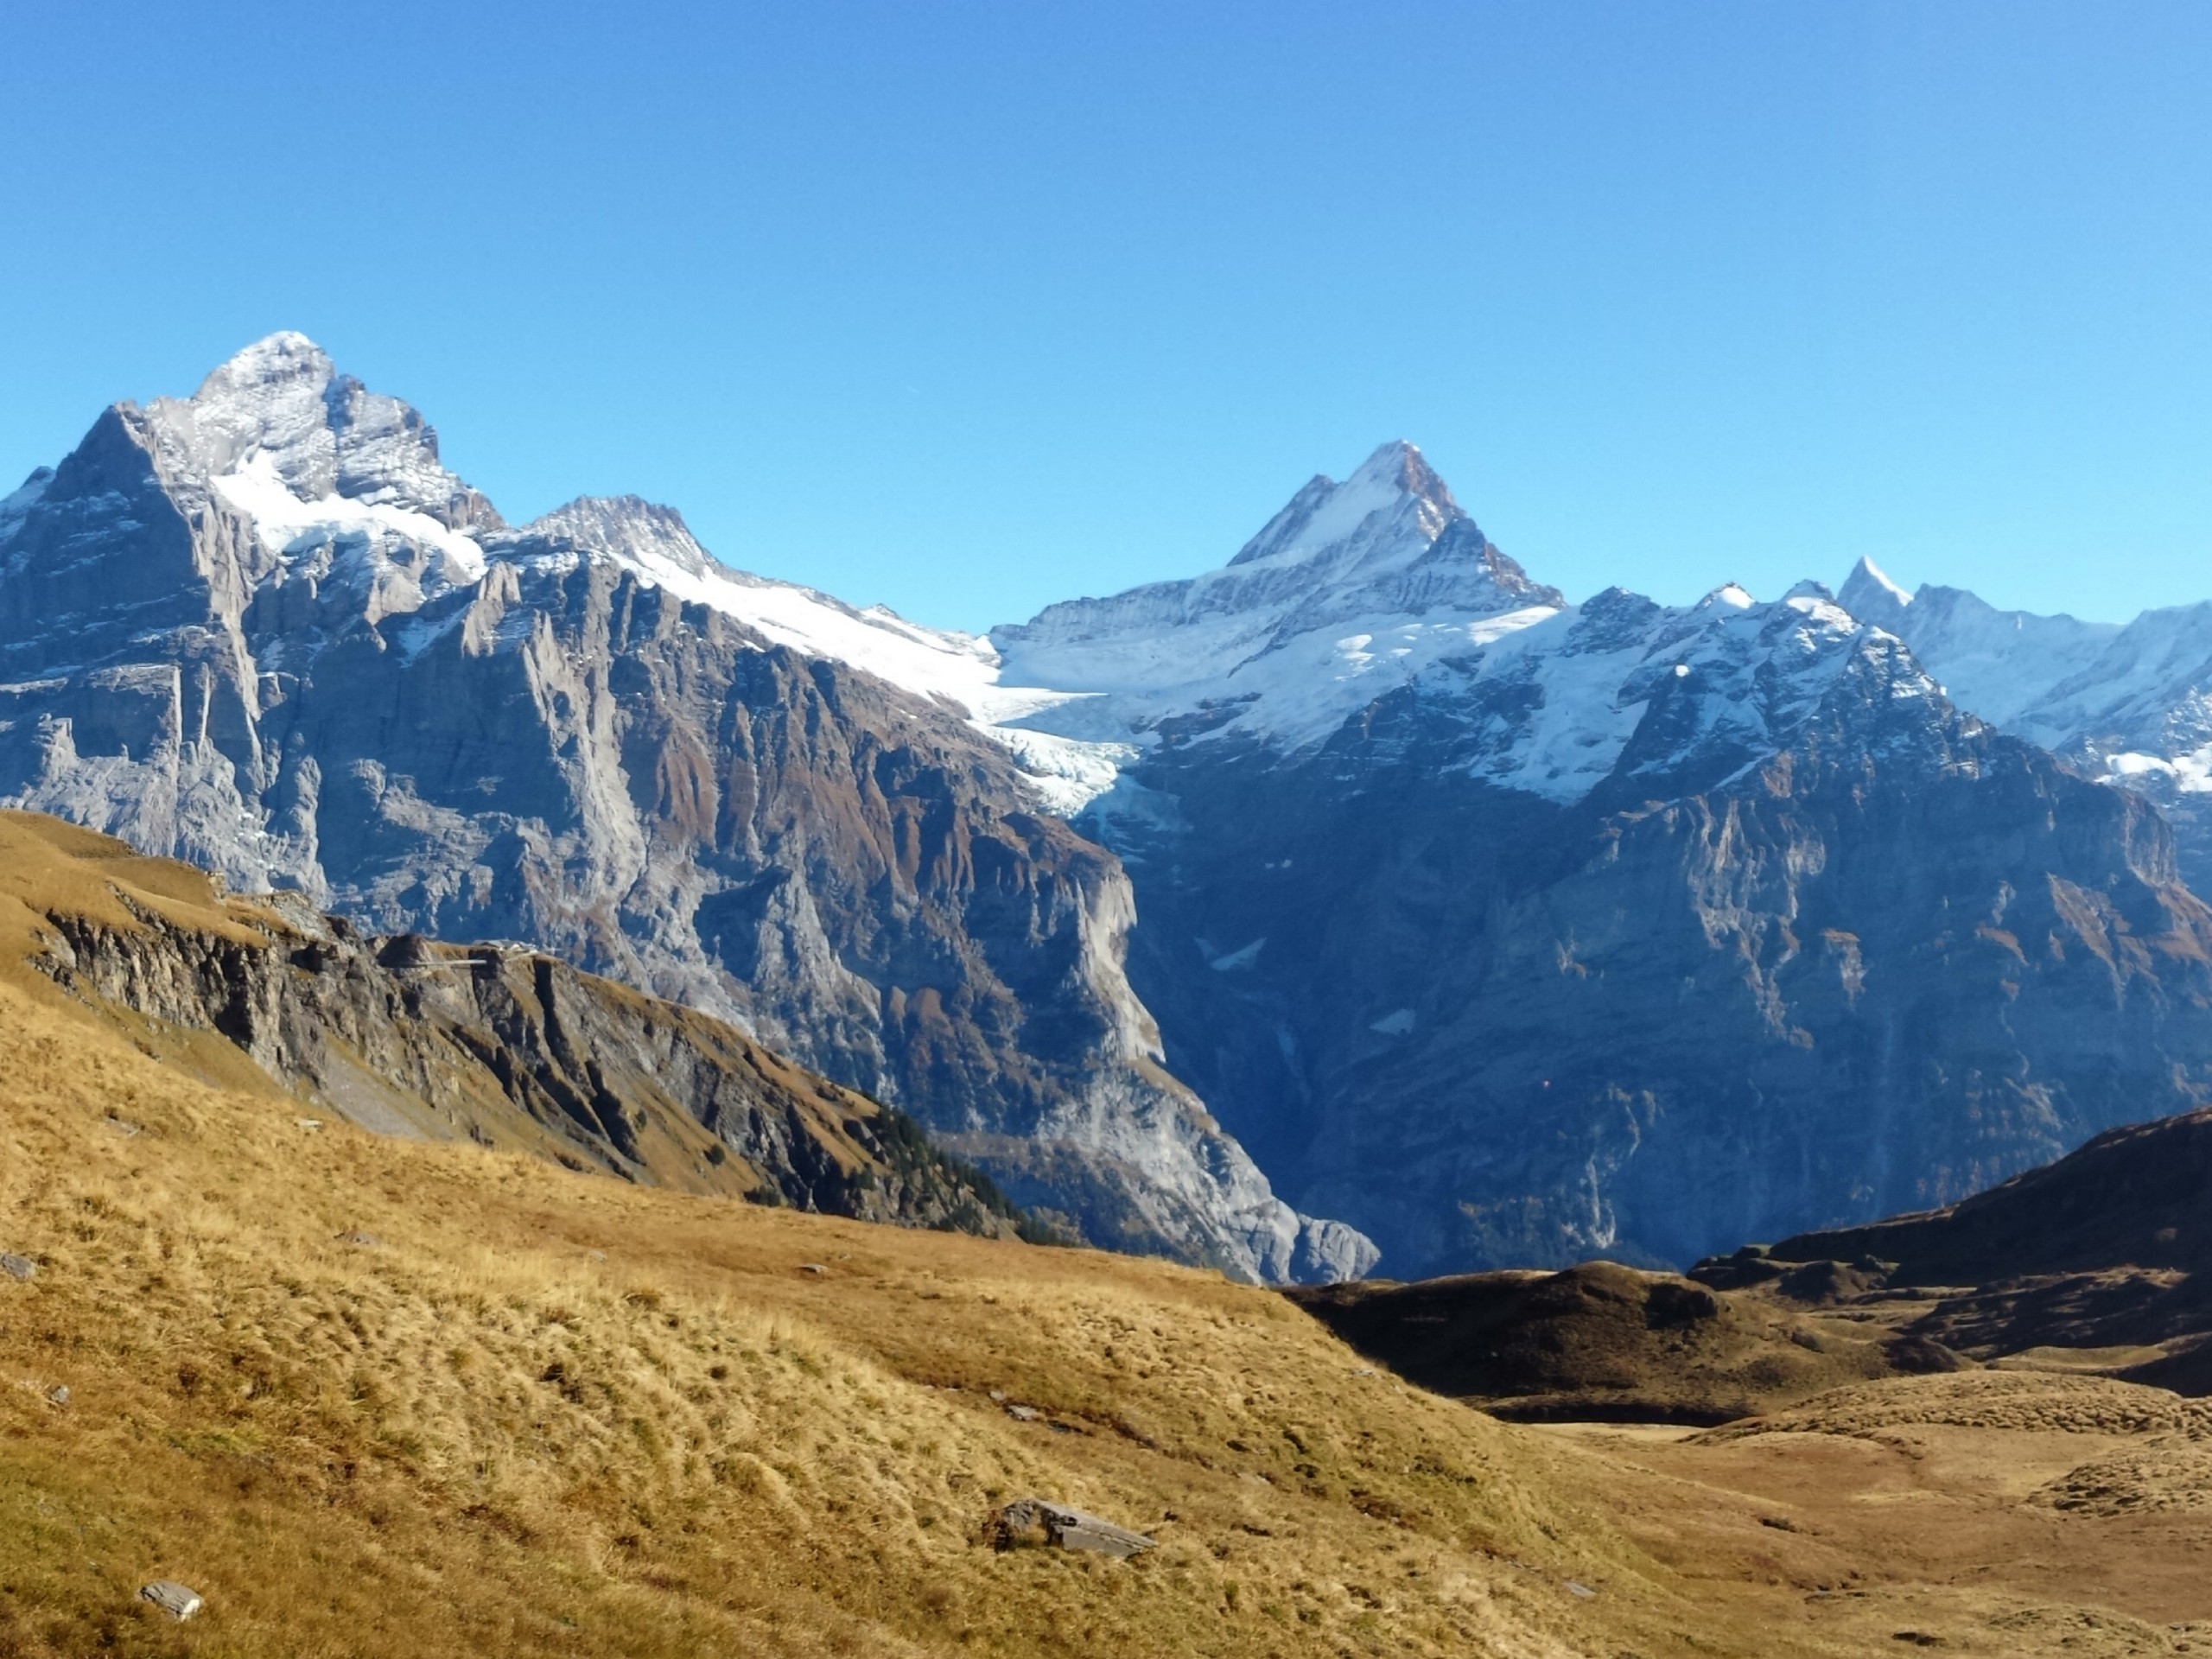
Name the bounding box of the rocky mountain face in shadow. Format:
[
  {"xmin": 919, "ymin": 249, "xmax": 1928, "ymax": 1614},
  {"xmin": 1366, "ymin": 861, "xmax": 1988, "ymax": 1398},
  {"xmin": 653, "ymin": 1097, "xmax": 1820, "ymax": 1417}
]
[
  {"xmin": 0, "ymin": 335, "xmax": 1372, "ymax": 1284},
  {"xmin": 993, "ymin": 463, "xmax": 2212, "ymax": 1279},
  {"xmin": 1839, "ymin": 554, "xmax": 2212, "ymax": 894},
  {"xmin": 1096, "ymin": 639, "xmax": 2212, "ymax": 1275}
]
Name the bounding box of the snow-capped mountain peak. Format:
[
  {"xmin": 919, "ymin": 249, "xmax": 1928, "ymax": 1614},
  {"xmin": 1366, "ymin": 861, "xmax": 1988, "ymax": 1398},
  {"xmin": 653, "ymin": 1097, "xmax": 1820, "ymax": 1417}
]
[
  {"xmin": 985, "ymin": 443, "xmax": 1567, "ymax": 769},
  {"xmin": 143, "ymin": 332, "xmax": 499, "ymax": 538},
  {"xmin": 193, "ymin": 328, "xmax": 333, "ymax": 401},
  {"xmin": 1228, "ymin": 439, "xmax": 1459, "ymax": 570},
  {"xmin": 1838, "ymin": 555, "xmax": 1914, "ymax": 621},
  {"xmin": 517, "ymin": 495, "xmax": 717, "ymax": 580},
  {"xmin": 1829, "ymin": 559, "xmax": 2122, "ymax": 732}
]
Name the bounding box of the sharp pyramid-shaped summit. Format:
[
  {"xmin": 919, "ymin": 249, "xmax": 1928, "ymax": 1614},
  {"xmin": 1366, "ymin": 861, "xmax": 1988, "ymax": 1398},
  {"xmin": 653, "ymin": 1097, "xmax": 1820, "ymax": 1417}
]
[
  {"xmin": 1837, "ymin": 554, "xmax": 1913, "ymax": 625},
  {"xmin": 1229, "ymin": 439, "xmax": 1465, "ymax": 568},
  {"xmin": 989, "ymin": 441, "xmax": 1563, "ymax": 754}
]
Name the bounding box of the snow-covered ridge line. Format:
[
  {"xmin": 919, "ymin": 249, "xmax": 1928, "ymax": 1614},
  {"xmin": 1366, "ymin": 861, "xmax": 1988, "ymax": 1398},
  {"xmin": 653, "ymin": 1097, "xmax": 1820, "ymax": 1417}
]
[
  {"xmin": 27, "ymin": 330, "xmax": 2174, "ymax": 834},
  {"xmin": 154, "ymin": 339, "xmax": 1973, "ymax": 822},
  {"xmin": 130, "ymin": 335, "xmax": 1116, "ymax": 813},
  {"xmin": 153, "ymin": 345, "xmax": 1592, "ymax": 817}
]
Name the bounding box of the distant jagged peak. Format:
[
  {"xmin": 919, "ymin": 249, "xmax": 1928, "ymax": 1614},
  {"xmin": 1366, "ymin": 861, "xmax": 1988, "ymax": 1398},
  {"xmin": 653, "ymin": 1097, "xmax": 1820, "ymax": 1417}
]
[
  {"xmin": 1838, "ymin": 556, "xmax": 1914, "ymax": 621},
  {"xmin": 0, "ymin": 467, "xmax": 51, "ymax": 552},
  {"xmin": 192, "ymin": 329, "xmax": 337, "ymax": 403},
  {"xmin": 516, "ymin": 494, "xmax": 714, "ymax": 579},
  {"xmin": 1229, "ymin": 440, "xmax": 1465, "ymax": 572},
  {"xmin": 1699, "ymin": 582, "xmax": 1758, "ymax": 611},
  {"xmin": 142, "ymin": 332, "xmax": 499, "ymax": 534}
]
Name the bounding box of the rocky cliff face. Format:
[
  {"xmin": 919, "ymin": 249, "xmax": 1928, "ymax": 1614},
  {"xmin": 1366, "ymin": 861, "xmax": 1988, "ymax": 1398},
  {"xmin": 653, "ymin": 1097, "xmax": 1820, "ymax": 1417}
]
[
  {"xmin": 1123, "ymin": 671, "xmax": 2212, "ymax": 1274},
  {"xmin": 4, "ymin": 808, "xmax": 1025, "ymax": 1233},
  {"xmin": 0, "ymin": 335, "xmax": 1373, "ymax": 1284}
]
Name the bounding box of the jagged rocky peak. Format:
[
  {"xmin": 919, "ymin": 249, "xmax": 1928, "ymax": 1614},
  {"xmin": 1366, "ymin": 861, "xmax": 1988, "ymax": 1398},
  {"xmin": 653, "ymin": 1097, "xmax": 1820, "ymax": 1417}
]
[
  {"xmin": 143, "ymin": 331, "xmax": 500, "ymax": 535},
  {"xmin": 1217, "ymin": 439, "xmax": 1559, "ymax": 608},
  {"xmin": 0, "ymin": 466, "xmax": 50, "ymax": 534},
  {"xmin": 1837, "ymin": 555, "xmax": 1914, "ymax": 623},
  {"xmin": 513, "ymin": 494, "xmax": 715, "ymax": 580},
  {"xmin": 991, "ymin": 440, "xmax": 1563, "ymax": 721},
  {"xmin": 1230, "ymin": 439, "xmax": 1459, "ymax": 568},
  {"xmin": 1827, "ymin": 556, "xmax": 2128, "ymax": 735}
]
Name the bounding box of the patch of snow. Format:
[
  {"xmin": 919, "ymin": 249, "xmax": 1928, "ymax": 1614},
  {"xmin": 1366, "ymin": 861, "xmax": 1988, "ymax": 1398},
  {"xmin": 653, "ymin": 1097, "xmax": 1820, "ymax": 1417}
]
[
  {"xmin": 2102, "ymin": 747, "xmax": 2212, "ymax": 794},
  {"xmin": 212, "ymin": 451, "xmax": 487, "ymax": 595},
  {"xmin": 1851, "ymin": 556, "xmax": 1913, "ymax": 608},
  {"xmin": 1209, "ymin": 938, "xmax": 1266, "ymax": 972},
  {"xmin": 1369, "ymin": 1007, "xmax": 1415, "ymax": 1036}
]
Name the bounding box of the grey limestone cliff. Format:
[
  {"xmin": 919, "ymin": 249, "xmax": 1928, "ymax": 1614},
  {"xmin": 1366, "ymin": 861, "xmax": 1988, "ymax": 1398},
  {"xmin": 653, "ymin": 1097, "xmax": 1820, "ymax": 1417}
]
[{"xmin": 0, "ymin": 334, "xmax": 1375, "ymax": 1284}]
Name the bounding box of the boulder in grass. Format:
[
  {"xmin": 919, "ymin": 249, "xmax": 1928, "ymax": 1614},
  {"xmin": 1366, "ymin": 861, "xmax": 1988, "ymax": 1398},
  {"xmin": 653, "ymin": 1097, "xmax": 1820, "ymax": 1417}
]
[
  {"xmin": 139, "ymin": 1581, "xmax": 204, "ymax": 1620},
  {"xmin": 989, "ymin": 1497, "xmax": 1154, "ymax": 1558},
  {"xmin": 0, "ymin": 1254, "xmax": 35, "ymax": 1282}
]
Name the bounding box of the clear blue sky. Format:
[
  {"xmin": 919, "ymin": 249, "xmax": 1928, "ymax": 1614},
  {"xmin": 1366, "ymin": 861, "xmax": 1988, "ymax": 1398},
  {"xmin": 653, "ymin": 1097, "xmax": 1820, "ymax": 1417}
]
[{"xmin": 3, "ymin": 2, "xmax": 2209, "ymax": 630}]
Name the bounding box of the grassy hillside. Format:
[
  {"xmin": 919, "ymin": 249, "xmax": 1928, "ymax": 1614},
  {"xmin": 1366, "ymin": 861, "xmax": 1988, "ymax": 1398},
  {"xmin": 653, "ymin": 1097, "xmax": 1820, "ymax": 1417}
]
[
  {"xmin": 4, "ymin": 812, "xmax": 2206, "ymax": 1657},
  {"xmin": 0, "ymin": 819, "xmax": 1682, "ymax": 1657},
  {"xmin": 2, "ymin": 810, "xmax": 1031, "ymax": 1237}
]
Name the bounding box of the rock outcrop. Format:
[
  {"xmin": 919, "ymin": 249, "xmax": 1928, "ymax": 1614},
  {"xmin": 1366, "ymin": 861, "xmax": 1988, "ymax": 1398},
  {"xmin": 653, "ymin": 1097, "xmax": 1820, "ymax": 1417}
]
[
  {"xmin": 1286, "ymin": 1260, "xmax": 1954, "ymax": 1424},
  {"xmin": 1737, "ymin": 1103, "xmax": 2212, "ymax": 1393},
  {"xmin": 7, "ymin": 807, "xmax": 1029, "ymax": 1235}
]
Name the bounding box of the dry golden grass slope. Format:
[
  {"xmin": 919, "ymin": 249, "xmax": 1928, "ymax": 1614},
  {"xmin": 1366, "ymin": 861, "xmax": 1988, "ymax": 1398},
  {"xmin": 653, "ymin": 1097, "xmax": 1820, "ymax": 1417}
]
[
  {"xmin": 0, "ymin": 960, "xmax": 1652, "ymax": 1658},
  {"xmin": 4, "ymin": 814, "xmax": 2212, "ymax": 1656}
]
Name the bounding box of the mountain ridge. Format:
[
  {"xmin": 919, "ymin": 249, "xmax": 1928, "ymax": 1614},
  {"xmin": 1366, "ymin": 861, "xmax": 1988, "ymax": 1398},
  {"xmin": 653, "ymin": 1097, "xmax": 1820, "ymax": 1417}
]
[
  {"xmin": 15, "ymin": 331, "xmax": 2212, "ymax": 1284},
  {"xmin": 0, "ymin": 334, "xmax": 1375, "ymax": 1286},
  {"xmin": 0, "ymin": 806, "xmax": 1034, "ymax": 1235}
]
